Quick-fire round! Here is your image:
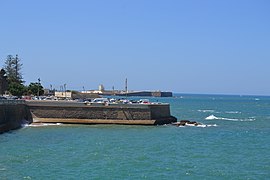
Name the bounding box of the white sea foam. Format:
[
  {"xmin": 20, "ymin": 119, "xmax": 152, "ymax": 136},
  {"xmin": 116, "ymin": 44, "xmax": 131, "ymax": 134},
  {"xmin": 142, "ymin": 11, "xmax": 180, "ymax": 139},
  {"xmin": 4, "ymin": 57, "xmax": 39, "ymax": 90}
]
[
  {"xmin": 239, "ymin": 118, "xmax": 256, "ymax": 122},
  {"xmin": 0, "ymin": 168, "xmax": 6, "ymax": 171},
  {"xmin": 225, "ymin": 111, "xmax": 241, "ymax": 114},
  {"xmin": 185, "ymin": 123, "xmax": 196, "ymax": 127},
  {"xmin": 194, "ymin": 124, "xmax": 218, "ymax": 128},
  {"xmin": 197, "ymin": 124, "xmax": 207, "ymax": 128},
  {"xmin": 21, "ymin": 123, "xmax": 29, "ymax": 127},
  {"xmin": 196, "ymin": 124, "xmax": 217, "ymax": 128},
  {"xmin": 205, "ymin": 115, "xmax": 255, "ymax": 122},
  {"xmin": 29, "ymin": 123, "xmax": 63, "ymax": 127},
  {"xmin": 198, "ymin": 109, "xmax": 216, "ymax": 113},
  {"xmin": 178, "ymin": 122, "xmax": 217, "ymax": 128},
  {"xmin": 206, "ymin": 124, "xmax": 218, "ymax": 127},
  {"xmin": 205, "ymin": 115, "xmax": 219, "ymax": 120}
]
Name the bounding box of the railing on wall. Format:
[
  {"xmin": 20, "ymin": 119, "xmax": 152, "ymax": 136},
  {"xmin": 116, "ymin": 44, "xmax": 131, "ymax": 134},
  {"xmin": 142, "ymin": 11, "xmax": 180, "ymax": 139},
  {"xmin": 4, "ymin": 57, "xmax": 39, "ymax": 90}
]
[{"xmin": 0, "ymin": 100, "xmax": 25, "ymax": 105}]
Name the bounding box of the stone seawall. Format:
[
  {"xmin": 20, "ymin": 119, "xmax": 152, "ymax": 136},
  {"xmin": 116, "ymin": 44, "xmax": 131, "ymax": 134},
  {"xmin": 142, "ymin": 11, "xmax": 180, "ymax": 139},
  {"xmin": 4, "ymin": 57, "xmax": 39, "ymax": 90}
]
[
  {"xmin": 0, "ymin": 101, "xmax": 33, "ymax": 133},
  {"xmin": 0, "ymin": 100, "xmax": 176, "ymax": 132},
  {"xmin": 27, "ymin": 101, "xmax": 176, "ymax": 125}
]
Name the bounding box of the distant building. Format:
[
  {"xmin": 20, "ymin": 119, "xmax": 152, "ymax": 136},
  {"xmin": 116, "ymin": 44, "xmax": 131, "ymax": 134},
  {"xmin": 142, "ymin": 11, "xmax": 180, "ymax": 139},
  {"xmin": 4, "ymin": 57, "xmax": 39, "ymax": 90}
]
[
  {"xmin": 43, "ymin": 89, "xmax": 55, "ymax": 96},
  {"xmin": 55, "ymin": 91, "xmax": 100, "ymax": 100},
  {"xmin": 99, "ymin": 84, "xmax": 105, "ymax": 91},
  {"xmin": 80, "ymin": 85, "xmax": 173, "ymax": 97},
  {"xmin": 55, "ymin": 91, "xmax": 72, "ymax": 99},
  {"xmin": 0, "ymin": 69, "xmax": 8, "ymax": 95}
]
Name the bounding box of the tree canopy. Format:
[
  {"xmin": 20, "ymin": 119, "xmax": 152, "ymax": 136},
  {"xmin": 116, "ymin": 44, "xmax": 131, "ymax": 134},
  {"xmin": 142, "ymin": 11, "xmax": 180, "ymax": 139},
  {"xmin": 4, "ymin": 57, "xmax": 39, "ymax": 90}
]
[
  {"xmin": 2, "ymin": 54, "xmax": 45, "ymax": 97},
  {"xmin": 3, "ymin": 54, "xmax": 25, "ymax": 96},
  {"xmin": 27, "ymin": 82, "xmax": 44, "ymax": 96},
  {"xmin": 8, "ymin": 82, "xmax": 26, "ymax": 96},
  {"xmin": 4, "ymin": 54, "xmax": 23, "ymax": 83}
]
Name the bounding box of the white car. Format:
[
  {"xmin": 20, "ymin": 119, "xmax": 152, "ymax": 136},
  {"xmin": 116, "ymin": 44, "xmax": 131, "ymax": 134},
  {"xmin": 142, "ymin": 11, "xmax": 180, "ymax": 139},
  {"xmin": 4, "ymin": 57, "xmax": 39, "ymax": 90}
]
[{"xmin": 91, "ymin": 98, "xmax": 109, "ymax": 104}]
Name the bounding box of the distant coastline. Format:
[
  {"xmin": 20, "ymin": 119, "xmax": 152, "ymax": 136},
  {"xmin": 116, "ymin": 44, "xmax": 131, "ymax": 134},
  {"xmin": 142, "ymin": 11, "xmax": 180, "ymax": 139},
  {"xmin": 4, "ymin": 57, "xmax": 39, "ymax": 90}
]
[{"xmin": 97, "ymin": 90, "xmax": 173, "ymax": 97}]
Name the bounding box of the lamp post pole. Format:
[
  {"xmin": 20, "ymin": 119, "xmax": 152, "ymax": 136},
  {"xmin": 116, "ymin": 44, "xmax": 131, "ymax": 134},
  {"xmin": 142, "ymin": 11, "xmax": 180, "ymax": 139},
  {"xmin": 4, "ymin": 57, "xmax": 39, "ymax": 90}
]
[
  {"xmin": 37, "ymin": 78, "xmax": 41, "ymax": 97},
  {"xmin": 64, "ymin": 84, "xmax": 67, "ymax": 100},
  {"xmin": 125, "ymin": 78, "xmax": 128, "ymax": 99}
]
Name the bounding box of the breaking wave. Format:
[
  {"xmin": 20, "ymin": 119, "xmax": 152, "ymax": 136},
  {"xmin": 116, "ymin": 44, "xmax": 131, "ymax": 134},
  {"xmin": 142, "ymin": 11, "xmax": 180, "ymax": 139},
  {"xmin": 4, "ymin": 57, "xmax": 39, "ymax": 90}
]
[
  {"xmin": 178, "ymin": 124, "xmax": 217, "ymax": 128},
  {"xmin": 28, "ymin": 123, "xmax": 63, "ymax": 127},
  {"xmin": 182, "ymin": 123, "xmax": 218, "ymax": 128},
  {"xmin": 205, "ymin": 115, "xmax": 255, "ymax": 122},
  {"xmin": 176, "ymin": 122, "xmax": 218, "ymax": 128},
  {"xmin": 199, "ymin": 110, "xmax": 242, "ymax": 114},
  {"xmin": 205, "ymin": 115, "xmax": 219, "ymax": 120}
]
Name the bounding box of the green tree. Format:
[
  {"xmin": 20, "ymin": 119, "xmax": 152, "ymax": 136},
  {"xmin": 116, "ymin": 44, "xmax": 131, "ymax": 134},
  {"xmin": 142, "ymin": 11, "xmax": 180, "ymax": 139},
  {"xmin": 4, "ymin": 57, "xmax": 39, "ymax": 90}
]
[
  {"xmin": 8, "ymin": 82, "xmax": 26, "ymax": 96},
  {"xmin": 3, "ymin": 54, "xmax": 25, "ymax": 96},
  {"xmin": 4, "ymin": 54, "xmax": 23, "ymax": 83},
  {"xmin": 28, "ymin": 82, "xmax": 44, "ymax": 96}
]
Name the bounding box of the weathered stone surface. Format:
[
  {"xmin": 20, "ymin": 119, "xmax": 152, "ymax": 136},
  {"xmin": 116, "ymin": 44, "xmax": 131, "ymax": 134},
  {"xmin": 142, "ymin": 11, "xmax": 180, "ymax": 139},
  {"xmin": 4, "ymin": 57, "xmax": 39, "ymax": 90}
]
[
  {"xmin": 27, "ymin": 101, "xmax": 176, "ymax": 125},
  {"xmin": 0, "ymin": 103, "xmax": 32, "ymax": 133},
  {"xmin": 0, "ymin": 100, "xmax": 177, "ymax": 132}
]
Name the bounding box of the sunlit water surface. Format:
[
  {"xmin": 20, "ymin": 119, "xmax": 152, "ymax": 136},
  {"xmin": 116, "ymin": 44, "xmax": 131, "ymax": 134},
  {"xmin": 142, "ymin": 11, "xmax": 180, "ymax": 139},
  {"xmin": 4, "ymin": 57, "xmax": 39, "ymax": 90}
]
[{"xmin": 1, "ymin": 94, "xmax": 270, "ymax": 179}]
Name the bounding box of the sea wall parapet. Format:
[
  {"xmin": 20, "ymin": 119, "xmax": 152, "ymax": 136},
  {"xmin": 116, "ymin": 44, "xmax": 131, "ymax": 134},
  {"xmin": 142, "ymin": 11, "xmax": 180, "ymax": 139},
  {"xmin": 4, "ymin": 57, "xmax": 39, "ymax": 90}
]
[{"xmin": 27, "ymin": 100, "xmax": 176, "ymax": 125}]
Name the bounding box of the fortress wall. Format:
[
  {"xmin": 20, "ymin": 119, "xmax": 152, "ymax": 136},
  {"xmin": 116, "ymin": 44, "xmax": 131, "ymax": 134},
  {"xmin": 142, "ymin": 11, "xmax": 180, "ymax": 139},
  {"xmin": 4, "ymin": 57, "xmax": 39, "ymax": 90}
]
[
  {"xmin": 0, "ymin": 102, "xmax": 32, "ymax": 133},
  {"xmin": 29, "ymin": 106, "xmax": 152, "ymax": 120},
  {"xmin": 27, "ymin": 101, "xmax": 176, "ymax": 125},
  {"xmin": 149, "ymin": 104, "xmax": 171, "ymax": 119},
  {"xmin": 0, "ymin": 100, "xmax": 176, "ymax": 133}
]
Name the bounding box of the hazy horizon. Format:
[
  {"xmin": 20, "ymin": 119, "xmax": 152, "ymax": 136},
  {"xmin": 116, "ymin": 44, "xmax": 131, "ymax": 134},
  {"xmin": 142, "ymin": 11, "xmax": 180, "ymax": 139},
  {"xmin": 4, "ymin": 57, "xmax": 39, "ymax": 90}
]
[{"xmin": 1, "ymin": 0, "xmax": 270, "ymax": 96}]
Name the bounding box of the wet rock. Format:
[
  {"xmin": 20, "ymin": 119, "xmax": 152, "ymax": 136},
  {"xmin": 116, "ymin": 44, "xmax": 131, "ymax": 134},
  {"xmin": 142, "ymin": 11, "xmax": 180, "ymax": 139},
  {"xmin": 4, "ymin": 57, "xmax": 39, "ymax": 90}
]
[
  {"xmin": 179, "ymin": 120, "xmax": 192, "ymax": 126},
  {"xmin": 173, "ymin": 120, "xmax": 203, "ymax": 127}
]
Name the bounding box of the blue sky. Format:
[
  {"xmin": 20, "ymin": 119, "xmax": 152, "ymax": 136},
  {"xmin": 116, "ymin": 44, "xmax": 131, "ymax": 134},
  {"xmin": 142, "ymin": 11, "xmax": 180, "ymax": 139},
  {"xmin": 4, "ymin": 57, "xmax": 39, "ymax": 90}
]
[{"xmin": 1, "ymin": 0, "xmax": 269, "ymax": 95}]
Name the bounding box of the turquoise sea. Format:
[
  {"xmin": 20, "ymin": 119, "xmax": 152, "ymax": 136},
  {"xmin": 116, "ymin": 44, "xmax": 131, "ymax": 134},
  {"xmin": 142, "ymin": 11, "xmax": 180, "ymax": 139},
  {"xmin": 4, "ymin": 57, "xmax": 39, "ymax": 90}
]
[{"xmin": 1, "ymin": 94, "xmax": 270, "ymax": 179}]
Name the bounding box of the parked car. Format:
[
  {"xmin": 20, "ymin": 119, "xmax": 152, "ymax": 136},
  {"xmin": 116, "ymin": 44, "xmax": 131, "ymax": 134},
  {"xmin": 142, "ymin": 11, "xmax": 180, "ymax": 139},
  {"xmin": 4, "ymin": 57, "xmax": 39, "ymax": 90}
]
[
  {"xmin": 139, "ymin": 99, "xmax": 150, "ymax": 104},
  {"xmin": 91, "ymin": 98, "xmax": 109, "ymax": 104},
  {"xmin": 0, "ymin": 96, "xmax": 7, "ymax": 100}
]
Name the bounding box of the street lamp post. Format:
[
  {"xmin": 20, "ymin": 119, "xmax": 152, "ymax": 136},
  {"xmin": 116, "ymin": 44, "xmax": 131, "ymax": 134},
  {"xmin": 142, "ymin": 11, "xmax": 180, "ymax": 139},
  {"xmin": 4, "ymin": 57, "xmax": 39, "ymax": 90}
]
[
  {"xmin": 125, "ymin": 78, "xmax": 128, "ymax": 99},
  {"xmin": 37, "ymin": 78, "xmax": 41, "ymax": 97},
  {"xmin": 64, "ymin": 84, "xmax": 67, "ymax": 100}
]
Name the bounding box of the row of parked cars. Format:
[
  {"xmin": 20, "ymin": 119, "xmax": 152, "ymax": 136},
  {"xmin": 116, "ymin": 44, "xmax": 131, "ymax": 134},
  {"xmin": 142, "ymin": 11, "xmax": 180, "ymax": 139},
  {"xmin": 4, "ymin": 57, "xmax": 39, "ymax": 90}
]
[
  {"xmin": 0, "ymin": 96, "xmax": 19, "ymax": 100},
  {"xmin": 0, "ymin": 95, "xmax": 158, "ymax": 106},
  {"xmin": 84, "ymin": 98, "xmax": 151, "ymax": 105}
]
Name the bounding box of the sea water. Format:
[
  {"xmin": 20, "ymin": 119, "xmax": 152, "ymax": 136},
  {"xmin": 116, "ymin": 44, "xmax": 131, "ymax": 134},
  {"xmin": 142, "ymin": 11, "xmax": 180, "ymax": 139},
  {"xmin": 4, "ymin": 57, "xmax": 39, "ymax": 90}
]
[{"xmin": 1, "ymin": 94, "xmax": 270, "ymax": 179}]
